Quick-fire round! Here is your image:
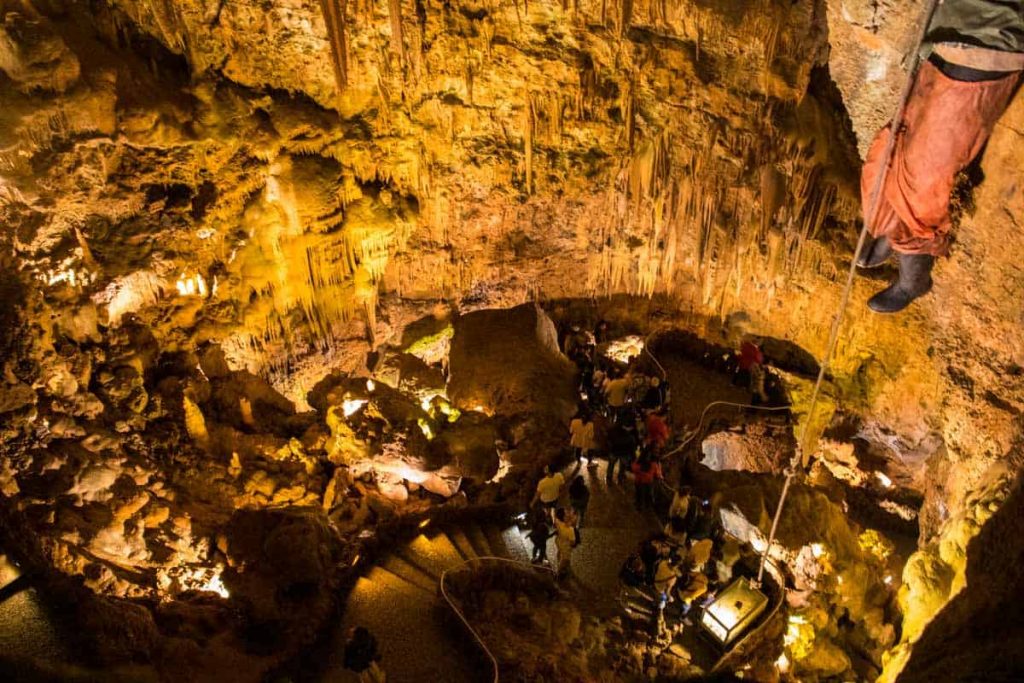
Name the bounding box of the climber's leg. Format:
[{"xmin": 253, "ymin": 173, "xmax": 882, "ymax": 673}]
[
  {"xmin": 862, "ymin": 60, "xmax": 1019, "ymax": 257},
  {"xmin": 860, "ymin": 59, "xmax": 1020, "ymax": 312}
]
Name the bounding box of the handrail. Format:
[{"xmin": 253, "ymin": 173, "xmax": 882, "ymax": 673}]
[
  {"xmin": 661, "ymin": 400, "xmax": 792, "ymax": 460},
  {"xmin": 439, "ymin": 556, "xmax": 557, "ymax": 683}
]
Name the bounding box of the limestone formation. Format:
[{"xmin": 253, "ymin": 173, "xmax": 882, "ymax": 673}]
[{"xmin": 1, "ymin": 0, "xmax": 1023, "ymax": 680}]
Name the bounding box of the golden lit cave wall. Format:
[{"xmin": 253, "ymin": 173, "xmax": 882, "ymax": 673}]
[
  {"xmin": 55, "ymin": 0, "xmax": 858, "ymax": 387},
  {"xmin": 223, "ymin": 154, "xmax": 416, "ymax": 373}
]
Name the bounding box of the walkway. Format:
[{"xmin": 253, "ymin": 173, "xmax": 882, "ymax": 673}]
[
  {"xmin": 319, "ymin": 460, "xmax": 660, "ymax": 682},
  {"xmin": 320, "ymin": 521, "xmax": 533, "ymax": 682},
  {"xmin": 555, "ymin": 460, "xmax": 661, "ymax": 606},
  {"xmin": 0, "ymin": 550, "xmax": 73, "ymax": 668}
]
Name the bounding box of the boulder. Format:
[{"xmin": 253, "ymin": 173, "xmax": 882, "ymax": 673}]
[
  {"xmin": 222, "ymin": 508, "xmax": 342, "ymax": 628},
  {"xmin": 0, "ymin": 12, "xmax": 80, "ymax": 92},
  {"xmin": 447, "ymin": 304, "xmax": 576, "ymax": 421}
]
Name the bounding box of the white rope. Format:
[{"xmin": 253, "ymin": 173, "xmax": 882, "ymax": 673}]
[{"xmin": 755, "ymin": 0, "xmax": 943, "ymax": 584}]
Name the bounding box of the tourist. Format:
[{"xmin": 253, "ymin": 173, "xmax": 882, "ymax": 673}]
[
  {"xmin": 639, "ymin": 536, "xmax": 668, "ymax": 586},
  {"xmin": 606, "ymin": 420, "xmax": 636, "ymax": 486},
  {"xmin": 688, "ymin": 537, "xmax": 715, "ymax": 570},
  {"xmin": 857, "ymin": 0, "xmax": 1024, "ymax": 312},
  {"xmin": 676, "ymin": 566, "xmax": 710, "ymax": 618},
  {"xmin": 664, "ymin": 514, "xmax": 688, "ymax": 548},
  {"xmin": 688, "ymin": 495, "xmax": 723, "ymax": 542},
  {"xmin": 569, "ymin": 409, "xmax": 596, "ymax": 466},
  {"xmin": 590, "ymin": 410, "xmax": 610, "ymax": 470},
  {"xmin": 577, "ymin": 348, "xmax": 596, "ymax": 399},
  {"xmin": 668, "ymin": 486, "xmax": 696, "ymax": 524},
  {"xmin": 641, "ymin": 376, "xmax": 665, "ymax": 411},
  {"xmin": 343, "ymin": 626, "xmax": 385, "ymax": 682},
  {"xmin": 603, "ymin": 370, "xmax": 631, "ymax": 418},
  {"xmin": 528, "ymin": 508, "xmax": 554, "ymax": 564},
  {"xmin": 737, "ymin": 337, "xmax": 768, "ymax": 405},
  {"xmin": 631, "ymin": 454, "xmax": 663, "ymax": 511},
  {"xmin": 644, "ymin": 408, "xmax": 670, "ymax": 451},
  {"xmin": 553, "ymin": 507, "xmax": 578, "ymax": 578},
  {"xmin": 568, "ymin": 475, "xmax": 590, "ymax": 530},
  {"xmin": 653, "ymin": 553, "xmax": 683, "ymax": 612},
  {"xmin": 531, "ymin": 465, "xmax": 565, "ymax": 513},
  {"xmin": 619, "ymin": 552, "xmax": 646, "ymax": 588}
]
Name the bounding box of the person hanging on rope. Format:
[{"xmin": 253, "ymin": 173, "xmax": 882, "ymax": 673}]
[{"xmin": 858, "ymin": 0, "xmax": 1024, "ymax": 313}]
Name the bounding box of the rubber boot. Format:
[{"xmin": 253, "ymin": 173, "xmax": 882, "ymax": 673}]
[
  {"xmin": 856, "ymin": 235, "xmax": 894, "ymax": 269},
  {"xmin": 867, "ymin": 253, "xmax": 934, "ymax": 313}
]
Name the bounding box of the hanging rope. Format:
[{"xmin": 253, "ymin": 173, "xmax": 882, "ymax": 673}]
[{"xmin": 755, "ymin": 0, "xmax": 943, "ymax": 584}]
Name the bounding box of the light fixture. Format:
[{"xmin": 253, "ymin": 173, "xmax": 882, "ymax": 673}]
[
  {"xmin": 342, "ymin": 398, "xmax": 367, "ymax": 417},
  {"xmin": 875, "ymin": 471, "xmax": 893, "ymax": 488},
  {"xmin": 699, "ymin": 577, "xmax": 769, "ymax": 647},
  {"xmin": 418, "ymin": 518, "xmax": 431, "ymax": 529},
  {"xmin": 366, "ymin": 379, "xmax": 376, "ymax": 392}
]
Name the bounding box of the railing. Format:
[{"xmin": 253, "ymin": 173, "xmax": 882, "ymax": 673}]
[
  {"xmin": 663, "ymin": 400, "xmax": 792, "ymax": 459},
  {"xmin": 439, "ymin": 556, "xmax": 557, "ymax": 683}
]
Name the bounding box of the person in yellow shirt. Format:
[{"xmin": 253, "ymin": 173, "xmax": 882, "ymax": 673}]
[{"xmin": 553, "ymin": 507, "xmax": 578, "ymax": 578}]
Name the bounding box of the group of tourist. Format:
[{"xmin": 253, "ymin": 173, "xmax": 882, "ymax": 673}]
[
  {"xmin": 526, "ymin": 320, "xmax": 676, "ymax": 579},
  {"xmin": 527, "ymin": 319, "xmax": 763, "ymax": 635}
]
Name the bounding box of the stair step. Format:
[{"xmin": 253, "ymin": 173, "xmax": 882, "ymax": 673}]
[
  {"xmin": 432, "ymin": 531, "xmax": 470, "ymax": 565},
  {"xmin": 624, "ymin": 598, "xmax": 656, "ymax": 616},
  {"xmin": 464, "ymin": 523, "xmax": 495, "ymax": 558},
  {"xmin": 440, "ymin": 532, "xmax": 471, "ymax": 565},
  {"xmin": 379, "ymin": 554, "xmax": 438, "ymax": 594},
  {"xmin": 396, "ymin": 534, "xmax": 463, "ymax": 580},
  {"xmin": 482, "ymin": 524, "xmax": 511, "ymax": 558},
  {"xmin": 362, "ymin": 565, "xmax": 434, "ymax": 599},
  {"xmin": 447, "ymin": 528, "xmax": 480, "ymax": 562}
]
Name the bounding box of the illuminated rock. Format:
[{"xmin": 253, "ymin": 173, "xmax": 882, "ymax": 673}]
[{"xmin": 448, "ymin": 304, "xmax": 577, "ymax": 420}]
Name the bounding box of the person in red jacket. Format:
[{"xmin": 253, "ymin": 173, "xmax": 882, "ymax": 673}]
[
  {"xmin": 631, "ymin": 454, "xmax": 663, "ymax": 511},
  {"xmin": 737, "ymin": 338, "xmax": 768, "ymax": 405},
  {"xmin": 645, "ymin": 409, "xmax": 670, "ymax": 451}
]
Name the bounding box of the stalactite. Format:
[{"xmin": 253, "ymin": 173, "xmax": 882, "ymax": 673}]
[
  {"xmin": 319, "ymin": 0, "xmax": 350, "ymax": 99},
  {"xmin": 625, "ymin": 77, "xmax": 636, "ymax": 152},
  {"xmin": 388, "ymin": 0, "xmax": 407, "ymax": 69},
  {"xmin": 524, "ymin": 94, "xmax": 535, "ymax": 195},
  {"xmin": 618, "ymin": 0, "xmax": 633, "ymax": 37}
]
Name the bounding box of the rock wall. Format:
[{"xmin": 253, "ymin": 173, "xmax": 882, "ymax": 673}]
[{"xmin": 2, "ymin": 0, "xmax": 1024, "ymax": 679}]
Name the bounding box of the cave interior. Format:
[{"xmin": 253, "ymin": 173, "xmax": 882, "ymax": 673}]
[{"xmin": 1, "ymin": 0, "xmax": 1024, "ymax": 682}]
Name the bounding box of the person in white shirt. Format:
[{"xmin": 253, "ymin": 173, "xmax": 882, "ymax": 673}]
[{"xmin": 530, "ymin": 465, "xmax": 565, "ymax": 512}]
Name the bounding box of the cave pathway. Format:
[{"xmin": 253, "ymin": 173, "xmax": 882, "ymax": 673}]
[{"xmin": 318, "ymin": 460, "xmax": 661, "ymax": 682}]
